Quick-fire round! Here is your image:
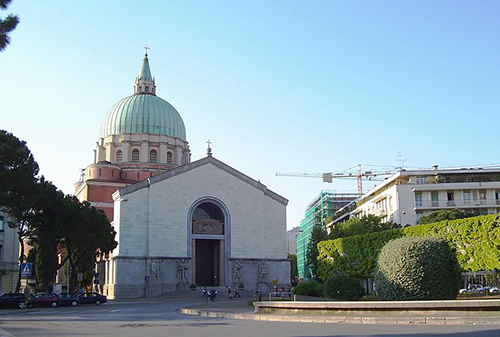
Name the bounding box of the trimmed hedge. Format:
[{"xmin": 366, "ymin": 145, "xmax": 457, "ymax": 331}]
[
  {"xmin": 374, "ymin": 237, "xmax": 461, "ymax": 300},
  {"xmin": 317, "ymin": 214, "xmax": 500, "ymax": 281},
  {"xmin": 292, "ymin": 280, "xmax": 323, "ymax": 297},
  {"xmin": 323, "ymin": 275, "xmax": 365, "ymax": 300}
]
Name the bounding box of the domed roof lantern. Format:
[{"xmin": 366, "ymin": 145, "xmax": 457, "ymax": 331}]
[
  {"xmin": 100, "ymin": 48, "xmax": 186, "ymax": 140},
  {"xmin": 134, "ymin": 45, "xmax": 156, "ymax": 95}
]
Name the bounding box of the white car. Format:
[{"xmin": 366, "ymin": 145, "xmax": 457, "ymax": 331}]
[
  {"xmin": 459, "ymin": 284, "xmax": 484, "ymax": 294},
  {"xmin": 484, "ymin": 285, "xmax": 499, "ymax": 293}
]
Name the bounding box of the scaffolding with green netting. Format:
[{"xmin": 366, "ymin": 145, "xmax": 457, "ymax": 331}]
[{"xmin": 296, "ymin": 190, "xmax": 358, "ymax": 279}]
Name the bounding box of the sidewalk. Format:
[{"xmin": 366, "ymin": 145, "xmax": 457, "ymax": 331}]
[{"xmin": 179, "ymin": 299, "xmax": 500, "ymax": 325}]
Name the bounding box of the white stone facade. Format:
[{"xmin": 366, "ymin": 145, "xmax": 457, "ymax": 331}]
[{"xmin": 100, "ymin": 156, "xmax": 289, "ymax": 299}]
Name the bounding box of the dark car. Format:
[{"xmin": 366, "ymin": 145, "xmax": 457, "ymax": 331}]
[
  {"xmin": 33, "ymin": 292, "xmax": 59, "ymax": 308},
  {"xmin": 79, "ymin": 292, "xmax": 107, "ymax": 306},
  {"xmin": 58, "ymin": 292, "xmax": 79, "ymax": 307},
  {"xmin": 0, "ymin": 293, "xmax": 28, "ymax": 309}
]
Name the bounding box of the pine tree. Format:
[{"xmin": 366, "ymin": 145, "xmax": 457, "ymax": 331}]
[{"xmin": 0, "ymin": 0, "xmax": 19, "ymax": 52}]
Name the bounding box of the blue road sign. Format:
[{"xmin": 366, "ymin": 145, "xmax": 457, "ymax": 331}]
[{"xmin": 21, "ymin": 262, "xmax": 33, "ymax": 277}]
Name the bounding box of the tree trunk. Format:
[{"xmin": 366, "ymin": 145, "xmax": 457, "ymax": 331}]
[{"xmin": 15, "ymin": 231, "xmax": 25, "ymax": 293}]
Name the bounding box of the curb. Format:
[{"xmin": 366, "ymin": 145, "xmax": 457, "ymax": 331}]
[{"xmin": 179, "ymin": 308, "xmax": 500, "ymax": 325}]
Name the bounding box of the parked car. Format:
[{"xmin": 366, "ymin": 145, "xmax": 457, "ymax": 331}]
[
  {"xmin": 459, "ymin": 284, "xmax": 485, "ymax": 294},
  {"xmin": 0, "ymin": 293, "xmax": 28, "ymax": 309},
  {"xmin": 32, "ymin": 292, "xmax": 59, "ymax": 308},
  {"xmin": 58, "ymin": 292, "xmax": 79, "ymax": 307},
  {"xmin": 484, "ymin": 285, "xmax": 499, "ymax": 293},
  {"xmin": 79, "ymin": 292, "xmax": 107, "ymax": 305}
]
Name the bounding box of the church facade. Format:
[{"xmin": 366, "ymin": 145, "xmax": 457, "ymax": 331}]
[{"xmin": 76, "ymin": 51, "xmax": 289, "ymax": 299}]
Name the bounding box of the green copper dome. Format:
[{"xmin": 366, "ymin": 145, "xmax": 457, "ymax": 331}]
[{"xmin": 100, "ymin": 53, "xmax": 186, "ymax": 140}]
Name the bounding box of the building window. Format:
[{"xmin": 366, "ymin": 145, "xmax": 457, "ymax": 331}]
[
  {"xmin": 415, "ymin": 192, "xmax": 422, "ymax": 207},
  {"xmin": 149, "ymin": 150, "xmax": 157, "ymax": 163},
  {"xmin": 116, "ymin": 150, "xmax": 123, "ymax": 162},
  {"xmin": 479, "ymin": 190, "xmax": 487, "ymax": 205},
  {"xmin": 0, "ymin": 216, "xmax": 4, "ymax": 231},
  {"xmin": 389, "ymin": 196, "xmax": 393, "ymax": 212},
  {"xmin": 416, "ymin": 211, "xmax": 424, "ymax": 223},
  {"xmin": 431, "ymin": 192, "xmax": 439, "ymax": 207},
  {"xmin": 463, "ymin": 191, "xmax": 471, "ymax": 205},
  {"xmin": 132, "ymin": 149, "xmax": 140, "ymax": 162},
  {"xmin": 167, "ymin": 152, "xmax": 173, "ymax": 164},
  {"xmin": 447, "ymin": 192, "xmax": 455, "ymax": 206},
  {"xmin": 416, "ymin": 177, "xmax": 426, "ymax": 184}
]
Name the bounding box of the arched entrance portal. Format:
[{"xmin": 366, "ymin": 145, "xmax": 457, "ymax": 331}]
[{"xmin": 189, "ymin": 201, "xmax": 228, "ymax": 287}]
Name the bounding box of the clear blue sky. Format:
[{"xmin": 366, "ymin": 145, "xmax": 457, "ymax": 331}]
[{"xmin": 2, "ymin": 1, "xmax": 499, "ymax": 229}]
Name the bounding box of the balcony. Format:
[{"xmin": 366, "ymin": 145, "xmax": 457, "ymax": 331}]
[{"xmin": 415, "ymin": 199, "xmax": 499, "ymax": 210}]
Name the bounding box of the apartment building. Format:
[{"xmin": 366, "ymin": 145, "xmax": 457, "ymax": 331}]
[
  {"xmin": 330, "ymin": 165, "xmax": 500, "ymax": 229},
  {"xmin": 0, "ymin": 213, "xmax": 20, "ymax": 293}
]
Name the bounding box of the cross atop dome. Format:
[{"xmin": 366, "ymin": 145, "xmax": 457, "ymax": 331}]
[{"xmin": 134, "ymin": 46, "xmax": 156, "ymax": 95}]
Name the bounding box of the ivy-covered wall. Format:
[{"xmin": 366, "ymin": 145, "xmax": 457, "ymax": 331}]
[{"xmin": 317, "ymin": 214, "xmax": 500, "ymax": 281}]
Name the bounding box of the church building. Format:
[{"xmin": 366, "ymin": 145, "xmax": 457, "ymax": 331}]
[{"xmin": 75, "ymin": 50, "xmax": 289, "ymax": 299}]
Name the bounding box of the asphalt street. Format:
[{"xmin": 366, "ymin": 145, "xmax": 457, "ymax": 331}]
[{"xmin": 0, "ymin": 298, "xmax": 499, "ymax": 337}]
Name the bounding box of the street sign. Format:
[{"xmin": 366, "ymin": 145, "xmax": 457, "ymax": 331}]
[
  {"xmin": 20, "ymin": 262, "xmax": 33, "ymax": 277},
  {"xmin": 145, "ymin": 275, "xmax": 150, "ymax": 282},
  {"xmin": 77, "ymin": 272, "xmax": 83, "ymax": 281}
]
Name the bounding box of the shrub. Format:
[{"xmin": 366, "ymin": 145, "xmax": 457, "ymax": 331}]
[
  {"xmin": 374, "ymin": 236, "xmax": 461, "ymax": 301},
  {"xmin": 317, "ymin": 214, "xmax": 500, "ymax": 281},
  {"xmin": 323, "ymin": 275, "xmax": 365, "ymax": 300},
  {"xmin": 292, "ymin": 280, "xmax": 323, "ymax": 297}
]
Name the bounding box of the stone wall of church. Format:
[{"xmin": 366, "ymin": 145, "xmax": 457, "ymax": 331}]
[
  {"xmin": 103, "ymin": 257, "xmax": 192, "ymax": 299},
  {"xmin": 107, "ymin": 159, "xmax": 289, "ymax": 298},
  {"xmin": 102, "ymin": 257, "xmax": 290, "ymax": 299}
]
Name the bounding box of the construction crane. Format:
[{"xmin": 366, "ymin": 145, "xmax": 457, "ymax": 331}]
[{"xmin": 276, "ymin": 164, "xmax": 398, "ymax": 195}]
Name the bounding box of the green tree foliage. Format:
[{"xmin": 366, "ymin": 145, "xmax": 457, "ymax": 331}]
[
  {"xmin": 1, "ymin": 130, "xmax": 117, "ymax": 291},
  {"xmin": 329, "ymin": 214, "xmax": 397, "ymax": 239},
  {"xmin": 323, "ymin": 275, "xmax": 365, "ymax": 300},
  {"xmin": 60, "ymin": 197, "xmax": 117, "ymax": 289},
  {"xmin": 305, "ymin": 226, "xmax": 328, "ymax": 278},
  {"xmin": 374, "ymin": 237, "xmax": 461, "ymax": 300},
  {"xmin": 305, "ymin": 215, "xmax": 394, "ymax": 280},
  {"xmin": 317, "ymin": 214, "xmax": 500, "ymax": 281},
  {"xmin": 287, "ymin": 253, "xmax": 298, "ymax": 281},
  {"xmin": 30, "ymin": 179, "xmax": 68, "ymax": 290},
  {"xmin": 0, "ymin": 130, "xmax": 40, "ymax": 291},
  {"xmin": 417, "ymin": 209, "xmax": 474, "ymax": 225},
  {"xmin": 292, "ymin": 280, "xmax": 323, "ymax": 297},
  {"xmin": 317, "ymin": 229, "xmax": 402, "ymax": 280},
  {"xmin": 0, "ymin": 0, "xmax": 19, "ymax": 51}
]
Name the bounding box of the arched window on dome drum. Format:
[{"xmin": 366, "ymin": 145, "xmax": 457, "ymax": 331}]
[
  {"xmin": 167, "ymin": 152, "xmax": 173, "ymax": 164},
  {"xmin": 116, "ymin": 150, "xmax": 123, "ymax": 162},
  {"xmin": 132, "ymin": 149, "xmax": 140, "ymax": 162},
  {"xmin": 149, "ymin": 150, "xmax": 157, "ymax": 163}
]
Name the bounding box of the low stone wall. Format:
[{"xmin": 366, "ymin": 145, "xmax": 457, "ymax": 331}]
[{"xmin": 254, "ymin": 299, "xmax": 500, "ymax": 315}]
